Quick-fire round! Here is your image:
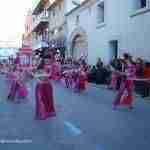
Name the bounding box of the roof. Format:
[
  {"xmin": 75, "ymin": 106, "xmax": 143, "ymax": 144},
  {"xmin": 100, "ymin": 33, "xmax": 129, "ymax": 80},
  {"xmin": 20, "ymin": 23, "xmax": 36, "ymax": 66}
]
[
  {"xmin": 65, "ymin": 0, "xmax": 90, "ymax": 16},
  {"xmin": 47, "ymin": 0, "xmax": 61, "ymax": 10}
]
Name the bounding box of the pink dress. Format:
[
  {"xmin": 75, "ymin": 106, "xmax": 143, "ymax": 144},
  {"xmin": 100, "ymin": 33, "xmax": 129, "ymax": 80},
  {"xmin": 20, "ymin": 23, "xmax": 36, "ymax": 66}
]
[
  {"xmin": 8, "ymin": 72, "xmax": 19, "ymax": 101},
  {"xmin": 113, "ymin": 63, "xmax": 136, "ymax": 108},
  {"xmin": 78, "ymin": 70, "xmax": 87, "ymax": 91},
  {"xmin": 35, "ymin": 78, "xmax": 56, "ymax": 120},
  {"xmin": 8, "ymin": 71, "xmax": 28, "ymax": 101},
  {"xmin": 17, "ymin": 81, "xmax": 28, "ymax": 98},
  {"xmin": 51, "ymin": 62, "xmax": 61, "ymax": 81},
  {"xmin": 109, "ymin": 72, "xmax": 119, "ymax": 89}
]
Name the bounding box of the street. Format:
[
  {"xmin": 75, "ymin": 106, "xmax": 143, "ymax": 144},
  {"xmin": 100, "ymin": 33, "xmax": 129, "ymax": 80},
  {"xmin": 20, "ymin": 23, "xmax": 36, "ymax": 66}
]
[{"xmin": 0, "ymin": 75, "xmax": 150, "ymax": 150}]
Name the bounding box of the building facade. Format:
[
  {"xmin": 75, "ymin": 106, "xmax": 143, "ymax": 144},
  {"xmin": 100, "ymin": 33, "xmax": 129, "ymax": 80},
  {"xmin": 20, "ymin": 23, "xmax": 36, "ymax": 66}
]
[
  {"xmin": 47, "ymin": 0, "xmax": 67, "ymax": 56},
  {"xmin": 66, "ymin": 0, "xmax": 150, "ymax": 64},
  {"xmin": 31, "ymin": 0, "xmax": 81, "ymax": 57},
  {"xmin": 32, "ymin": 0, "xmax": 50, "ymax": 51}
]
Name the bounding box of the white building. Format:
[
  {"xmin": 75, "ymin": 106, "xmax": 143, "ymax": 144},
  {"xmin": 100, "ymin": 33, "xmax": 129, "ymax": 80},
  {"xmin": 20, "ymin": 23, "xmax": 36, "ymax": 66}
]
[
  {"xmin": 66, "ymin": 0, "xmax": 150, "ymax": 65},
  {"xmin": 31, "ymin": 0, "xmax": 76, "ymax": 56},
  {"xmin": 47, "ymin": 0, "xmax": 82, "ymax": 56}
]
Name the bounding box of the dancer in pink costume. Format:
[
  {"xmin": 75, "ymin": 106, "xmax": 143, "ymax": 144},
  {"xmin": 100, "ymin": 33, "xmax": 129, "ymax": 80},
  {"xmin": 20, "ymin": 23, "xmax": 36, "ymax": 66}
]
[
  {"xmin": 51, "ymin": 61, "xmax": 61, "ymax": 81},
  {"xmin": 7, "ymin": 66, "xmax": 19, "ymax": 101},
  {"xmin": 35, "ymin": 61, "xmax": 56, "ymax": 120},
  {"xmin": 17, "ymin": 69, "xmax": 28, "ymax": 100},
  {"xmin": 7, "ymin": 67, "xmax": 28, "ymax": 102},
  {"xmin": 109, "ymin": 58, "xmax": 122, "ymax": 90},
  {"xmin": 77, "ymin": 66, "xmax": 88, "ymax": 92},
  {"xmin": 113, "ymin": 54, "xmax": 136, "ymax": 110}
]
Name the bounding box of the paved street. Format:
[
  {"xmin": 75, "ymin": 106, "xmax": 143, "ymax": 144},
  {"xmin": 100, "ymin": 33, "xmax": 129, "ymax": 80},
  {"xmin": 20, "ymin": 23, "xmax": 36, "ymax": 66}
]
[{"xmin": 0, "ymin": 75, "xmax": 150, "ymax": 150}]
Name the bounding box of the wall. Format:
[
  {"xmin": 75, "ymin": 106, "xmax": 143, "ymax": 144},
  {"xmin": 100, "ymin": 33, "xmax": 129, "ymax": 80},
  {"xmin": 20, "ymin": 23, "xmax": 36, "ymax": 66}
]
[
  {"xmin": 48, "ymin": 0, "xmax": 67, "ymax": 41},
  {"xmin": 67, "ymin": 0, "xmax": 150, "ymax": 65}
]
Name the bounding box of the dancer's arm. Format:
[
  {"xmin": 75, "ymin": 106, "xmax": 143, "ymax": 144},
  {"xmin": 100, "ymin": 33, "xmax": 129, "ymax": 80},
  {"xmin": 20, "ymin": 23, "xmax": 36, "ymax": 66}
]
[{"xmin": 133, "ymin": 78, "xmax": 150, "ymax": 81}]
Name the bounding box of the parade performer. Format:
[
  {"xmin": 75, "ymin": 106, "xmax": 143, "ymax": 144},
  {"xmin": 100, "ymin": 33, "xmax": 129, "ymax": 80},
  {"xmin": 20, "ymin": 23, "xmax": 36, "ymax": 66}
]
[
  {"xmin": 51, "ymin": 61, "xmax": 61, "ymax": 81},
  {"xmin": 78, "ymin": 65, "xmax": 88, "ymax": 91},
  {"xmin": 7, "ymin": 66, "xmax": 19, "ymax": 101},
  {"xmin": 109, "ymin": 59, "xmax": 122, "ymax": 90},
  {"xmin": 62, "ymin": 70, "xmax": 70, "ymax": 88},
  {"xmin": 17, "ymin": 69, "xmax": 28, "ymax": 100},
  {"xmin": 113, "ymin": 54, "xmax": 136, "ymax": 110},
  {"xmin": 73, "ymin": 64, "xmax": 87, "ymax": 92},
  {"xmin": 7, "ymin": 68, "xmax": 28, "ymax": 102},
  {"xmin": 35, "ymin": 61, "xmax": 56, "ymax": 120},
  {"xmin": 44, "ymin": 58, "xmax": 52, "ymax": 79}
]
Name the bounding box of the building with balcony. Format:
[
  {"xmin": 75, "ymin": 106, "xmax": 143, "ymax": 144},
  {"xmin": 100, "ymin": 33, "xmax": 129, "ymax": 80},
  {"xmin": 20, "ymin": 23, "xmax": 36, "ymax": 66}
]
[
  {"xmin": 31, "ymin": 0, "xmax": 83, "ymax": 57},
  {"xmin": 47, "ymin": 0, "xmax": 67, "ymax": 57},
  {"xmin": 66, "ymin": 0, "xmax": 150, "ymax": 64},
  {"xmin": 32, "ymin": 0, "xmax": 50, "ymax": 51}
]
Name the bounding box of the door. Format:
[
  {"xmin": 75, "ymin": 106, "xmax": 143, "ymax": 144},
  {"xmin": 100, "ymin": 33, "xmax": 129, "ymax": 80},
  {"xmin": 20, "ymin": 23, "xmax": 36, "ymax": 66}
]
[{"xmin": 109, "ymin": 40, "xmax": 118, "ymax": 60}]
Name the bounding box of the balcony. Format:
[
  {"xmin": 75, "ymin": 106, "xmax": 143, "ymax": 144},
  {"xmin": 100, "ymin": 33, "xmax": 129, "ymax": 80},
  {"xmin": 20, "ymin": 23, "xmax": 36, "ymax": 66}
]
[{"xmin": 32, "ymin": 10, "xmax": 49, "ymax": 32}]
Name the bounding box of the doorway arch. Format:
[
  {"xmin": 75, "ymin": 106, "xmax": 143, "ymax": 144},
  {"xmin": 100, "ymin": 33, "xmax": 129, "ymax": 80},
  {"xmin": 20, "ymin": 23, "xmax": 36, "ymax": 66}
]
[{"xmin": 69, "ymin": 27, "xmax": 88, "ymax": 60}]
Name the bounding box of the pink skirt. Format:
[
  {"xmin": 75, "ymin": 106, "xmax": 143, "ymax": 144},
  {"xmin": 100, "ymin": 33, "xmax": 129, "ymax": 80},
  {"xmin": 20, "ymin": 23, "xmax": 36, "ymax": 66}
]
[
  {"xmin": 8, "ymin": 80, "xmax": 19, "ymax": 101},
  {"xmin": 35, "ymin": 81, "xmax": 56, "ymax": 120},
  {"xmin": 17, "ymin": 83, "xmax": 28, "ymax": 98}
]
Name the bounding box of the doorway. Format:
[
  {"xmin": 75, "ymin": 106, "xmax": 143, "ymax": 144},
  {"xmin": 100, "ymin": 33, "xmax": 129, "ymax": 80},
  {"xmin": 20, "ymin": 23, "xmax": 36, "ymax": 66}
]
[{"xmin": 109, "ymin": 40, "xmax": 118, "ymax": 60}]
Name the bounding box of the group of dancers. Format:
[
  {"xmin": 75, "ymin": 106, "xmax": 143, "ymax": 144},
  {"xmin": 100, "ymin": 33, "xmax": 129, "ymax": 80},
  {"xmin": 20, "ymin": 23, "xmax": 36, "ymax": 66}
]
[
  {"xmin": 0, "ymin": 52, "xmax": 150, "ymax": 121},
  {"xmin": 1, "ymin": 58, "xmax": 56, "ymax": 120},
  {"xmin": 59, "ymin": 53, "xmax": 150, "ymax": 110},
  {"xmin": 61, "ymin": 60, "xmax": 88, "ymax": 92}
]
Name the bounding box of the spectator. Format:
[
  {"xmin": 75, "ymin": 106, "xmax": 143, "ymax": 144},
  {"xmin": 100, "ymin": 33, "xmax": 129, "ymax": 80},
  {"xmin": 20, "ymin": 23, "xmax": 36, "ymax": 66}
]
[
  {"xmin": 142, "ymin": 62, "xmax": 150, "ymax": 97},
  {"xmin": 95, "ymin": 62, "xmax": 107, "ymax": 84},
  {"xmin": 96, "ymin": 57, "xmax": 103, "ymax": 69},
  {"xmin": 134, "ymin": 58, "xmax": 145, "ymax": 97},
  {"xmin": 88, "ymin": 66, "xmax": 96, "ymax": 83}
]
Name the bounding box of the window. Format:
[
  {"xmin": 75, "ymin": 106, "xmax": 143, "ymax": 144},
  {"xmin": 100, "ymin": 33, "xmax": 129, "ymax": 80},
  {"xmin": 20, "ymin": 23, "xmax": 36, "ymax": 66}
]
[
  {"xmin": 135, "ymin": 0, "xmax": 147, "ymax": 10},
  {"xmin": 97, "ymin": 1, "xmax": 104, "ymax": 24},
  {"xmin": 76, "ymin": 15, "xmax": 80, "ymax": 25},
  {"xmin": 130, "ymin": 0, "xmax": 150, "ymax": 17},
  {"xmin": 141, "ymin": 0, "xmax": 147, "ymax": 8},
  {"xmin": 109, "ymin": 40, "xmax": 118, "ymax": 59}
]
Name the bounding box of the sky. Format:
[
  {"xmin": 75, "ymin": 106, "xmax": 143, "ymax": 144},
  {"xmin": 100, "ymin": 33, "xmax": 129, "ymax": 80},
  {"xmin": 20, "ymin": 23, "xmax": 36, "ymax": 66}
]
[
  {"xmin": 0, "ymin": 0, "xmax": 85, "ymax": 47},
  {"xmin": 0, "ymin": 0, "xmax": 84, "ymax": 57},
  {"xmin": 0, "ymin": 0, "xmax": 32, "ymax": 48}
]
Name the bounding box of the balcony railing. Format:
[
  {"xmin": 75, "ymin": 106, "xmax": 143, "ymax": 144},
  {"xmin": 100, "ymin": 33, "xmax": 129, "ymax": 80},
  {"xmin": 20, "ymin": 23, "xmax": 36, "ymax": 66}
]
[{"xmin": 32, "ymin": 10, "xmax": 49, "ymax": 31}]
